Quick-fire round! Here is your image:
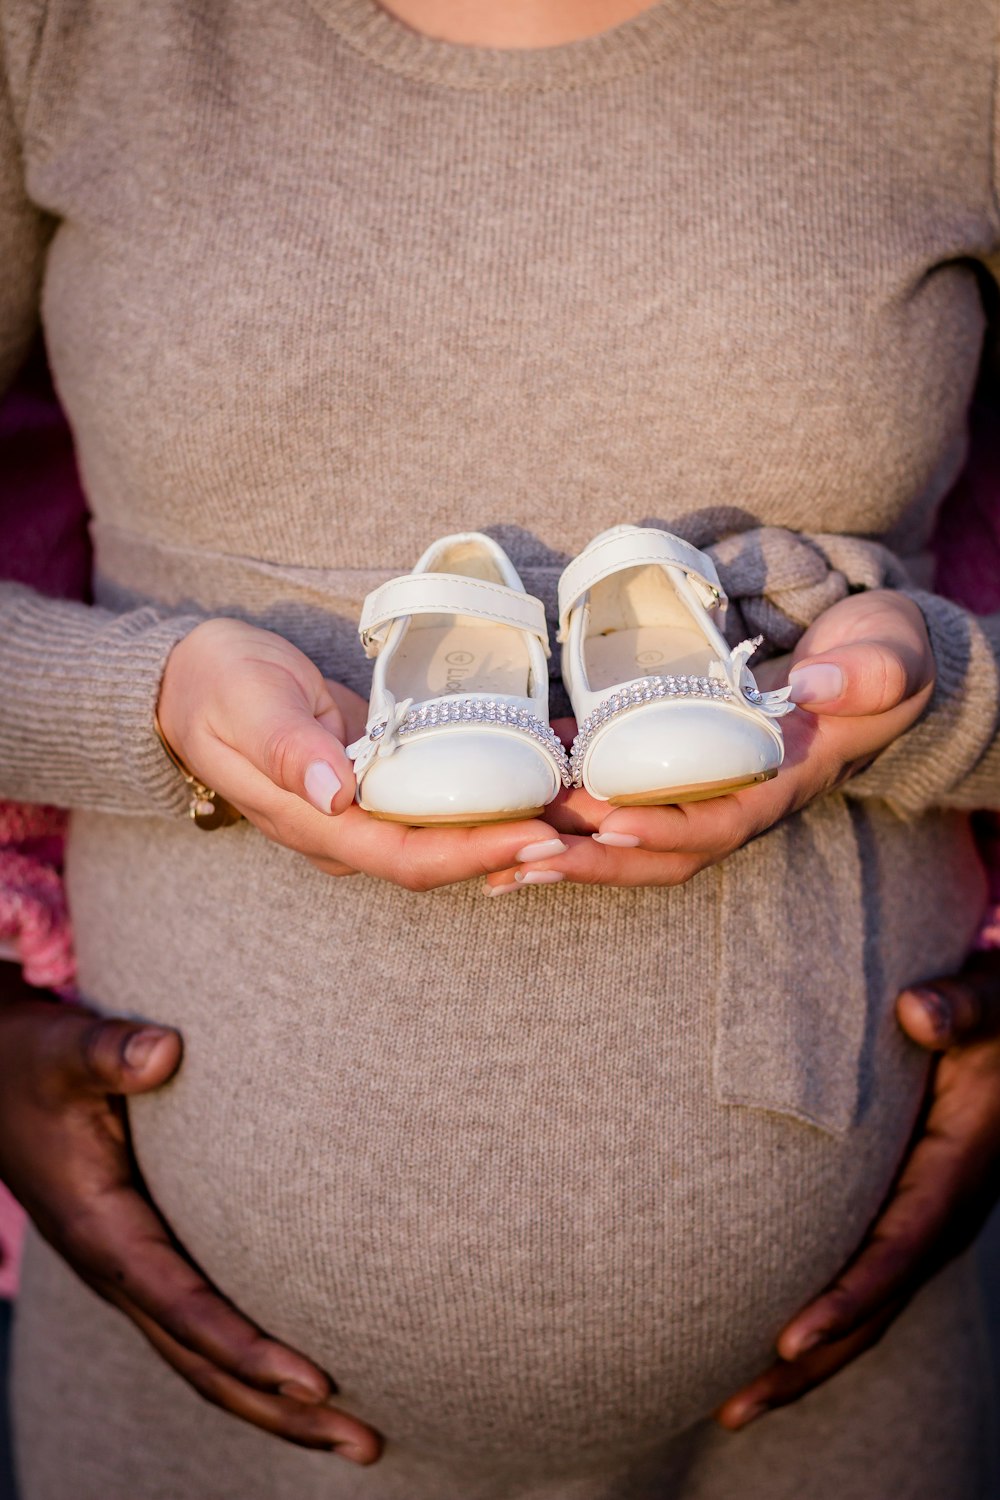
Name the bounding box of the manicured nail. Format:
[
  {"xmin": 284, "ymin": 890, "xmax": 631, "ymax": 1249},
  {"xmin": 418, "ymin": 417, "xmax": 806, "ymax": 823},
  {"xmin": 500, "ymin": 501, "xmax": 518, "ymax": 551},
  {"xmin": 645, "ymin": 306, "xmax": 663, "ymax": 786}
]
[
  {"xmin": 124, "ymin": 1028, "xmax": 171, "ymax": 1071},
  {"xmin": 788, "ymin": 664, "xmax": 844, "ymax": 705},
  {"xmin": 486, "ymin": 882, "xmax": 521, "ymax": 897},
  {"xmin": 514, "ymin": 869, "xmax": 564, "ymax": 885},
  {"xmin": 592, "ymin": 831, "xmax": 641, "ymax": 848},
  {"xmin": 278, "ymin": 1380, "xmax": 324, "ymax": 1405},
  {"xmin": 304, "ymin": 760, "xmax": 342, "ymax": 814},
  {"xmin": 515, "ymin": 839, "xmax": 568, "ymax": 863}
]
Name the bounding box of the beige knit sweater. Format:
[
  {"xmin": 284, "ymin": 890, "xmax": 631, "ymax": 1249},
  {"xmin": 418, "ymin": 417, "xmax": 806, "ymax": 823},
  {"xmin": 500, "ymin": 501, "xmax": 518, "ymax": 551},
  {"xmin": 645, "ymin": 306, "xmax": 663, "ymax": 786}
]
[{"xmin": 2, "ymin": 2, "xmax": 1000, "ymax": 1497}]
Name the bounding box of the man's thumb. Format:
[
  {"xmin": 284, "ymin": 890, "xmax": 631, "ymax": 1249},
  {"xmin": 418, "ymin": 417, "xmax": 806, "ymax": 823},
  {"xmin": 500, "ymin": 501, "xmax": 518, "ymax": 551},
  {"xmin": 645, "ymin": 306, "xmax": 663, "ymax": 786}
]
[
  {"xmin": 896, "ymin": 953, "xmax": 1000, "ymax": 1052},
  {"xmin": 62, "ymin": 1014, "xmax": 183, "ymax": 1096}
]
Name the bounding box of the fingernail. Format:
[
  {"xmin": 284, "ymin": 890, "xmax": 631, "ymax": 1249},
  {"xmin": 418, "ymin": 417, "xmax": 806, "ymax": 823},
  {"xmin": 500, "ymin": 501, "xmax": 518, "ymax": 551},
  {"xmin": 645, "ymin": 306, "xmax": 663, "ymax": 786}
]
[
  {"xmin": 514, "ymin": 869, "xmax": 564, "ymax": 885},
  {"xmin": 515, "ymin": 839, "xmax": 568, "ymax": 863},
  {"xmin": 337, "ymin": 1445, "xmax": 370, "ymax": 1466},
  {"xmin": 909, "ymin": 985, "xmax": 952, "ymax": 1043},
  {"xmin": 305, "ymin": 760, "xmax": 342, "ymax": 814},
  {"xmin": 788, "ymin": 664, "xmax": 844, "ymax": 705},
  {"xmin": 278, "ymin": 1380, "xmax": 324, "ymax": 1405},
  {"xmin": 732, "ymin": 1402, "xmax": 767, "ymax": 1429},
  {"xmin": 124, "ymin": 1028, "xmax": 171, "ymax": 1071},
  {"xmin": 486, "ymin": 882, "xmax": 521, "ymax": 897},
  {"xmin": 592, "ymin": 831, "xmax": 641, "ymax": 848},
  {"xmin": 788, "ymin": 1330, "xmax": 823, "ymax": 1357}
]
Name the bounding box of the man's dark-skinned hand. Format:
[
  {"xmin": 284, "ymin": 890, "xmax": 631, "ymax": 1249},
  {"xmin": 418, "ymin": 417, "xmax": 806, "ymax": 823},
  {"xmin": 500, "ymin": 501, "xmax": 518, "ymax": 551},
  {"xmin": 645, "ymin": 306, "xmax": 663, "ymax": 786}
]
[
  {"xmin": 0, "ymin": 973, "xmax": 380, "ymax": 1463},
  {"xmin": 716, "ymin": 947, "xmax": 1000, "ymax": 1429}
]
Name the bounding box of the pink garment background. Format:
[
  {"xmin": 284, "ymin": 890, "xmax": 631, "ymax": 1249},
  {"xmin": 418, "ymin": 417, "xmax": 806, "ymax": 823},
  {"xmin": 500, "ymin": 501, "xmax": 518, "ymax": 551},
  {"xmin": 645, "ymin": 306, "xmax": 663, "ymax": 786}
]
[
  {"xmin": 931, "ymin": 393, "xmax": 1000, "ymax": 946},
  {"xmin": 0, "ymin": 351, "xmax": 998, "ymax": 1297},
  {"xmin": 0, "ymin": 342, "xmax": 87, "ymax": 1298}
]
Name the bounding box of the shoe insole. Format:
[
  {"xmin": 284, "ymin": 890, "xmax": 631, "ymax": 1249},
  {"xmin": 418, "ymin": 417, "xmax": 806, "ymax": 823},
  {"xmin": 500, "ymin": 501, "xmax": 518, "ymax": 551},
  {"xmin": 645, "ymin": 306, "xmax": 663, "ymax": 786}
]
[
  {"xmin": 584, "ymin": 564, "xmax": 715, "ymax": 692},
  {"xmin": 386, "ymin": 618, "xmax": 532, "ymax": 701}
]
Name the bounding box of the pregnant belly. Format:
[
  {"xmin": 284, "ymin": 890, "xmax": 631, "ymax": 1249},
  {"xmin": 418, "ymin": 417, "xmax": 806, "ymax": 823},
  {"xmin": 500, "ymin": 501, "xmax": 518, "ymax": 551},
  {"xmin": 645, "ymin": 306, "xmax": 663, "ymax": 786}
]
[{"xmin": 68, "ymin": 814, "xmax": 930, "ymax": 1474}]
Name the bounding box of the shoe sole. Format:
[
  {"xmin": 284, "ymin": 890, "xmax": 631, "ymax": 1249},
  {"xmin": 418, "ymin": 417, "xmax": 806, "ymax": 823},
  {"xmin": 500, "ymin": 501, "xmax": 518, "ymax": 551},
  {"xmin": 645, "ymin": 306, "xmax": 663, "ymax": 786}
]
[
  {"xmin": 607, "ymin": 770, "xmax": 777, "ymax": 806},
  {"xmin": 364, "ymin": 806, "xmax": 546, "ymax": 827}
]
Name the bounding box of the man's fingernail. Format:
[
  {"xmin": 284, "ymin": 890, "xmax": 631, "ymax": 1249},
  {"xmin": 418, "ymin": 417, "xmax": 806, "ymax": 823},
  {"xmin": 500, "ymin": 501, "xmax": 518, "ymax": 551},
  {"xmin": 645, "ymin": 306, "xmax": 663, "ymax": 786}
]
[
  {"xmin": 486, "ymin": 882, "xmax": 521, "ymax": 896},
  {"xmin": 789, "ymin": 1329, "xmax": 823, "ymax": 1357},
  {"xmin": 788, "ymin": 664, "xmax": 844, "ymax": 705},
  {"xmin": 336, "ymin": 1444, "xmax": 370, "ymax": 1466},
  {"xmin": 514, "ymin": 869, "xmax": 565, "ymax": 885},
  {"xmin": 733, "ymin": 1402, "xmax": 767, "ymax": 1429},
  {"xmin": 592, "ymin": 831, "xmax": 641, "ymax": 848},
  {"xmin": 124, "ymin": 1028, "xmax": 171, "ymax": 1071},
  {"xmin": 515, "ymin": 839, "xmax": 567, "ymax": 863},
  {"xmin": 304, "ymin": 761, "xmax": 342, "ymax": 814},
  {"xmin": 909, "ymin": 985, "xmax": 952, "ymax": 1043},
  {"xmin": 278, "ymin": 1380, "xmax": 324, "ymax": 1405}
]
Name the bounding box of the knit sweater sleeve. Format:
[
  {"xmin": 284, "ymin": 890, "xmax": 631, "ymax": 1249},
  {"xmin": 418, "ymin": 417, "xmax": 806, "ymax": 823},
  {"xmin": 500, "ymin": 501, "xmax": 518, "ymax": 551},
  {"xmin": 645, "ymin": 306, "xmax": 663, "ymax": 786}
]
[
  {"xmin": 844, "ymin": 591, "xmax": 1000, "ymax": 816},
  {"xmin": 0, "ymin": 11, "xmax": 199, "ymax": 819}
]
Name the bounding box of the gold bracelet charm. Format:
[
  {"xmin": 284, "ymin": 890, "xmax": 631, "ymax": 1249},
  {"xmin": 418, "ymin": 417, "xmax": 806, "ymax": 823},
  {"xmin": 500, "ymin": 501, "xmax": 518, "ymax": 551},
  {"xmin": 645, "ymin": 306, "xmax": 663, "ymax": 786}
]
[{"xmin": 153, "ymin": 713, "xmax": 243, "ymax": 831}]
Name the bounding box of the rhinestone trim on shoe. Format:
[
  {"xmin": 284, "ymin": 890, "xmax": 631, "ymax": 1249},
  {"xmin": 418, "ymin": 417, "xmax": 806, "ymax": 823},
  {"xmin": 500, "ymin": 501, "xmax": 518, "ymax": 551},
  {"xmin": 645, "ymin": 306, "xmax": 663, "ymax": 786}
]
[
  {"xmin": 568, "ymin": 675, "xmax": 734, "ymax": 787},
  {"xmin": 387, "ymin": 698, "xmax": 573, "ymax": 787}
]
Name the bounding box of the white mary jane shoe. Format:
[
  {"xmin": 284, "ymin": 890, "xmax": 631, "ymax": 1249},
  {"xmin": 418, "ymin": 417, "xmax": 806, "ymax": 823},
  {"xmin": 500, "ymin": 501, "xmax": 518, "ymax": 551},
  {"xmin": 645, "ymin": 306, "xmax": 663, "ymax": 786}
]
[
  {"xmin": 558, "ymin": 525, "xmax": 794, "ymax": 805},
  {"xmin": 347, "ymin": 533, "xmax": 571, "ymax": 825}
]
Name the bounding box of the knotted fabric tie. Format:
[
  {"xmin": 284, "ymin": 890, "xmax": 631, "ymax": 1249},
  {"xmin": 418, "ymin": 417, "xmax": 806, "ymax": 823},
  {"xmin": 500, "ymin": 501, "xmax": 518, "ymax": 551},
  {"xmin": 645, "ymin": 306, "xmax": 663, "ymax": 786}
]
[
  {"xmin": 674, "ymin": 522, "xmax": 917, "ymax": 1135},
  {"xmin": 704, "ymin": 525, "xmax": 913, "ymax": 652}
]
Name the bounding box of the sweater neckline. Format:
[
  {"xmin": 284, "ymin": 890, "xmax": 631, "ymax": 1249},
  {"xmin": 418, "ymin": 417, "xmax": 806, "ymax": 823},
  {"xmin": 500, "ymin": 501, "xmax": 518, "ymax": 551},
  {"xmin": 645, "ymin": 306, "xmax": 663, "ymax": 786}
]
[{"xmin": 308, "ymin": 0, "xmax": 723, "ymax": 91}]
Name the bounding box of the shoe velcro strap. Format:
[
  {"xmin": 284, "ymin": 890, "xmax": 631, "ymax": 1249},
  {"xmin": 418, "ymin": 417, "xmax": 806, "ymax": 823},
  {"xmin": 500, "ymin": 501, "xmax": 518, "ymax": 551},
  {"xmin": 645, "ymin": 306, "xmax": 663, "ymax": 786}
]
[
  {"xmin": 359, "ymin": 573, "xmax": 550, "ymax": 658},
  {"xmin": 557, "ymin": 529, "xmax": 725, "ymax": 641}
]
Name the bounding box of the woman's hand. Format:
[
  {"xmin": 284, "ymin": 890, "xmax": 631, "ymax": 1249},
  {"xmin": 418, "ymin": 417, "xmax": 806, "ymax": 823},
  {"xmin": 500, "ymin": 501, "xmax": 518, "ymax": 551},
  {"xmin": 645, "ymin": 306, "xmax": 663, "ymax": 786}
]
[
  {"xmin": 158, "ymin": 618, "xmax": 565, "ymax": 890},
  {"xmin": 714, "ymin": 948, "xmax": 1000, "ymax": 1429},
  {"xmin": 0, "ymin": 979, "xmax": 380, "ymax": 1461},
  {"xmin": 485, "ymin": 589, "xmax": 934, "ymax": 890}
]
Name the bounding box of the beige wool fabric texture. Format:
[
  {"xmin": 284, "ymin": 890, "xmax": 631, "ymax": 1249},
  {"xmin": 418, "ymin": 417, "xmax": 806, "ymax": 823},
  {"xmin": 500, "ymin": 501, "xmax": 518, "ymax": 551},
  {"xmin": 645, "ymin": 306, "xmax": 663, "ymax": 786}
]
[{"xmin": 2, "ymin": 0, "xmax": 1000, "ymax": 1495}]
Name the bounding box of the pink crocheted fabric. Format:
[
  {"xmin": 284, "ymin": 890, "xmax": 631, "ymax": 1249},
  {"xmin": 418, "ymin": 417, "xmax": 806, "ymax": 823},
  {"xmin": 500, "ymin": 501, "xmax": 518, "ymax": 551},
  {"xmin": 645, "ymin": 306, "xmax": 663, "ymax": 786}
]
[
  {"xmin": 0, "ymin": 802, "xmax": 74, "ymax": 987},
  {"xmin": 0, "ymin": 798, "xmax": 74, "ymax": 1296}
]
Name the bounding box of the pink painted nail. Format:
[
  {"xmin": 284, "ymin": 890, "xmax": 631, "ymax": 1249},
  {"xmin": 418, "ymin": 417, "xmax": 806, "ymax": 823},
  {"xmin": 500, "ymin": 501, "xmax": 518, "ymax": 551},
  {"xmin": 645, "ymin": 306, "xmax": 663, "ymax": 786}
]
[
  {"xmin": 514, "ymin": 869, "xmax": 564, "ymax": 885},
  {"xmin": 304, "ymin": 760, "xmax": 342, "ymax": 814},
  {"xmin": 486, "ymin": 882, "xmax": 521, "ymax": 896},
  {"xmin": 592, "ymin": 831, "xmax": 641, "ymax": 848},
  {"xmin": 788, "ymin": 663, "xmax": 844, "ymax": 705},
  {"xmin": 516, "ymin": 838, "xmax": 568, "ymax": 863}
]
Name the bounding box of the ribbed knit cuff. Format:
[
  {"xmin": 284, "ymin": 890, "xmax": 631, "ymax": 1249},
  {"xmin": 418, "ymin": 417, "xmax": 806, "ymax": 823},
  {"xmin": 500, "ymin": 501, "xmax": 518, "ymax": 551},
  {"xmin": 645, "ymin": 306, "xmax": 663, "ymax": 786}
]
[
  {"xmin": 846, "ymin": 590, "xmax": 1000, "ymax": 816},
  {"xmin": 0, "ymin": 584, "xmax": 205, "ymax": 817}
]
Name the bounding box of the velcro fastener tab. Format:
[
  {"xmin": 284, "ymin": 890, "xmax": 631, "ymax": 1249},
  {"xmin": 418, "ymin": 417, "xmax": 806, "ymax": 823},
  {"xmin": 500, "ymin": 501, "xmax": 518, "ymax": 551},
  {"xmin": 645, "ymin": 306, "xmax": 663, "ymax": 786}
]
[
  {"xmin": 359, "ymin": 573, "xmax": 550, "ymax": 657},
  {"xmin": 557, "ymin": 529, "xmax": 725, "ymax": 640}
]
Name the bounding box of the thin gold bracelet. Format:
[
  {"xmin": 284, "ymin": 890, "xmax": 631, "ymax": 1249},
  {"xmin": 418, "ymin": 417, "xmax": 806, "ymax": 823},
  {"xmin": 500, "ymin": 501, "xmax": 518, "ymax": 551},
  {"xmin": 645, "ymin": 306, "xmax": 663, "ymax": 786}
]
[{"xmin": 153, "ymin": 712, "xmax": 243, "ymax": 831}]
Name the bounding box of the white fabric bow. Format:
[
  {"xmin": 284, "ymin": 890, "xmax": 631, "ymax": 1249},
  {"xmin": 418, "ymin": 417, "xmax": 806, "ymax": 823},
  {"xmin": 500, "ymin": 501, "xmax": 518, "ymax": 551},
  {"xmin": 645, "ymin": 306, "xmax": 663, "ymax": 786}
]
[
  {"xmin": 728, "ymin": 636, "xmax": 795, "ymax": 718},
  {"xmin": 346, "ymin": 693, "xmax": 414, "ymax": 779}
]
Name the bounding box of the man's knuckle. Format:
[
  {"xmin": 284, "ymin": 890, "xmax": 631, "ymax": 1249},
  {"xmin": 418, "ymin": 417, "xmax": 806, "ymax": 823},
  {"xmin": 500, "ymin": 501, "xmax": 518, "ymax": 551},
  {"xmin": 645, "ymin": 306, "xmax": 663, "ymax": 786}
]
[
  {"xmin": 187, "ymin": 1363, "xmax": 232, "ymax": 1410},
  {"xmin": 80, "ymin": 1020, "xmax": 116, "ymax": 1084},
  {"xmin": 56, "ymin": 1212, "xmax": 99, "ymax": 1267},
  {"xmin": 53, "ymin": 1195, "xmax": 123, "ymax": 1267}
]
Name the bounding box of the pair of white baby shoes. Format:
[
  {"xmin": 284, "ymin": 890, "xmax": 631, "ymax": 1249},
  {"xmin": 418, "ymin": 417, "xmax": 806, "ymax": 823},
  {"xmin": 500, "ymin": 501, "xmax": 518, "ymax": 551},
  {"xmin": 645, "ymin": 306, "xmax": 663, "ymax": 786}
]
[{"xmin": 346, "ymin": 526, "xmax": 794, "ymax": 825}]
